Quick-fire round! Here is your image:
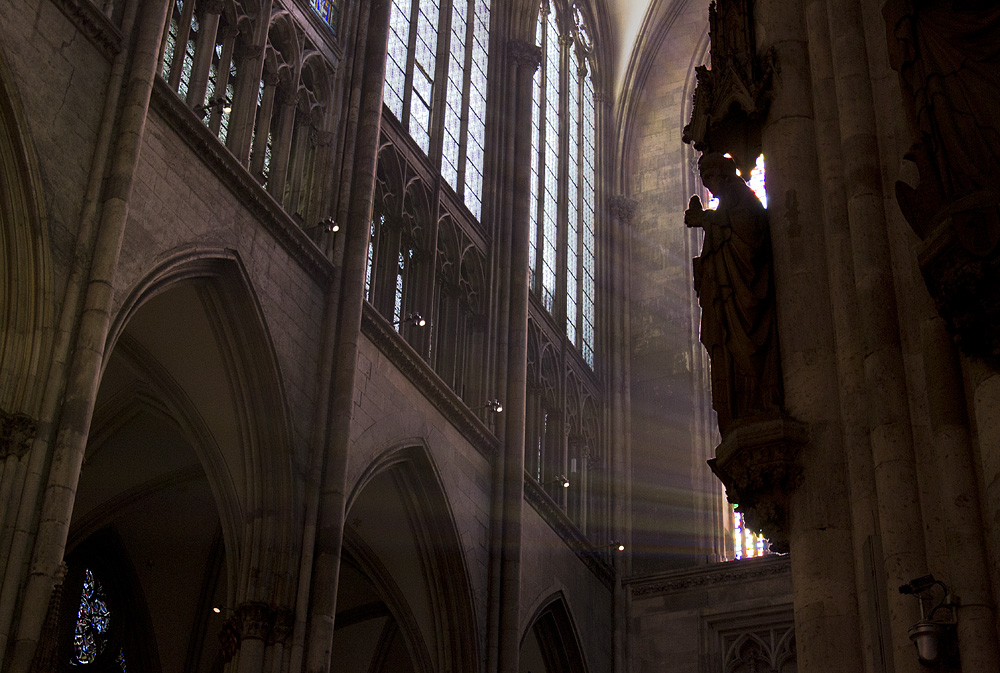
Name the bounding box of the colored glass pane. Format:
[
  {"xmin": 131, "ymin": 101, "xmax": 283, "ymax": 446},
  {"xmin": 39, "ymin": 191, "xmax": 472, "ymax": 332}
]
[{"xmin": 73, "ymin": 569, "xmax": 110, "ymax": 665}]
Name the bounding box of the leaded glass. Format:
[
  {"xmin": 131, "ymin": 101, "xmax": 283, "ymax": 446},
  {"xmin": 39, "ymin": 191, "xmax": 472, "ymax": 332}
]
[
  {"xmin": 540, "ymin": 10, "xmax": 560, "ymax": 312},
  {"xmin": 73, "ymin": 569, "xmax": 110, "ymax": 665},
  {"xmin": 463, "ymin": 0, "xmax": 490, "ymax": 219},
  {"xmin": 162, "ymin": 2, "xmax": 180, "ymax": 80},
  {"xmin": 410, "ymin": 0, "xmax": 440, "ymax": 154},
  {"xmin": 178, "ymin": 13, "xmax": 198, "ymax": 99},
  {"xmin": 581, "ymin": 69, "xmax": 596, "ymax": 366},
  {"xmin": 311, "ymin": 0, "xmax": 340, "ymax": 31},
  {"xmin": 384, "ymin": 0, "xmax": 410, "ymax": 120},
  {"xmin": 442, "ymin": 0, "xmax": 467, "ymax": 191},
  {"xmin": 566, "ymin": 54, "xmax": 580, "ymax": 345},
  {"xmin": 529, "ymin": 23, "xmax": 542, "ymax": 293}
]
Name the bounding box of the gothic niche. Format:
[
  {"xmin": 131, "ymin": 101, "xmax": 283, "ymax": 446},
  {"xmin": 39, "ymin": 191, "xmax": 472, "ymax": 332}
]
[
  {"xmin": 683, "ymin": 0, "xmax": 802, "ymax": 553},
  {"xmin": 884, "ymin": 1, "xmax": 1000, "ymax": 368}
]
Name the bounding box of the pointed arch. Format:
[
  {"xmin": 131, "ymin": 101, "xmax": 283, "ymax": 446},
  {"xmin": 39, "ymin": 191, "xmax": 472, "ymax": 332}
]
[
  {"xmin": 0, "ymin": 49, "xmax": 53, "ymax": 422},
  {"xmin": 342, "ymin": 442, "xmax": 480, "ymax": 673},
  {"xmin": 520, "ymin": 592, "xmax": 590, "ymax": 673},
  {"xmin": 105, "ymin": 247, "xmax": 298, "ymax": 607}
]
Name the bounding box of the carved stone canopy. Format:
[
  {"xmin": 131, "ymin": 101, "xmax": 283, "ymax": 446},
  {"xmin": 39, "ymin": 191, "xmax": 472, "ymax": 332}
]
[{"xmin": 682, "ymin": 0, "xmax": 773, "ymax": 176}]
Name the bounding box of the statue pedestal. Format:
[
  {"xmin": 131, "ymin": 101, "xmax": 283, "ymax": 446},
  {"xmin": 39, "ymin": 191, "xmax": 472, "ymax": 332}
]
[{"xmin": 708, "ymin": 415, "xmax": 807, "ymax": 553}]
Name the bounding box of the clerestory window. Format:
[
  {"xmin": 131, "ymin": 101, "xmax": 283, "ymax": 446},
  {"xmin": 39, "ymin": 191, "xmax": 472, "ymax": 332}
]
[
  {"xmin": 529, "ymin": 1, "xmax": 597, "ymax": 367},
  {"xmin": 383, "ymin": 0, "xmax": 491, "ymax": 220}
]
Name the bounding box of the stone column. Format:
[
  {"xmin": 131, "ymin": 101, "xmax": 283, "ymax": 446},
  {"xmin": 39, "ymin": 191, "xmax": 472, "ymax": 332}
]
[
  {"xmin": 185, "ymin": 0, "xmax": 224, "ymax": 109},
  {"xmin": 496, "ymin": 38, "xmax": 541, "ymax": 673},
  {"xmin": 249, "ymin": 71, "xmax": 278, "ymax": 179},
  {"xmin": 6, "ymin": 1, "xmax": 172, "ymax": 670},
  {"xmin": 608, "ymin": 194, "xmax": 635, "ymax": 673},
  {"xmin": 227, "ymin": 0, "xmax": 274, "ymax": 164},
  {"xmin": 802, "ymin": 0, "xmax": 885, "ymax": 670},
  {"xmin": 209, "ymin": 25, "xmax": 238, "ymax": 136},
  {"xmin": 303, "ymin": 0, "xmax": 391, "ymax": 671},
  {"xmin": 754, "ymin": 0, "xmax": 865, "ymax": 670}
]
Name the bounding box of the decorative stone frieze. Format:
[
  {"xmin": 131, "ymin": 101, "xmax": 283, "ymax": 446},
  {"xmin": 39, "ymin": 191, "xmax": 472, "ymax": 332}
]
[
  {"xmin": 682, "ymin": 0, "xmax": 773, "ymax": 175},
  {"xmin": 1, "ymin": 409, "xmax": 37, "ymax": 459},
  {"xmin": 707, "ymin": 416, "xmax": 807, "ymax": 553},
  {"xmin": 625, "ymin": 554, "xmax": 791, "ymax": 598},
  {"xmin": 885, "ymin": 2, "xmax": 1000, "ymax": 368}
]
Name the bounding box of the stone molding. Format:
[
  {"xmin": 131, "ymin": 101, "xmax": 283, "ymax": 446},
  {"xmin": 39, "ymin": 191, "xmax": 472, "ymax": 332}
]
[
  {"xmin": 150, "ymin": 78, "xmax": 335, "ymax": 284},
  {"xmin": 507, "ymin": 40, "xmax": 542, "ymax": 71},
  {"xmin": 625, "ymin": 554, "xmax": 791, "ymax": 598},
  {"xmin": 52, "ymin": 0, "xmax": 123, "ymax": 60},
  {"xmin": 1, "ymin": 409, "xmax": 37, "ymax": 459},
  {"xmin": 523, "ymin": 475, "xmax": 615, "ymax": 590},
  {"xmin": 360, "ymin": 304, "xmax": 501, "ymax": 459},
  {"xmin": 608, "ymin": 195, "xmax": 637, "ymax": 224},
  {"xmin": 708, "ymin": 416, "xmax": 807, "ymax": 554}
]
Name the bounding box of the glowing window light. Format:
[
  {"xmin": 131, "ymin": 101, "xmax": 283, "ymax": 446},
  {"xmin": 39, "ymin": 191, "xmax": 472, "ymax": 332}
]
[
  {"xmin": 704, "ymin": 153, "xmax": 766, "ymax": 210},
  {"xmin": 733, "ymin": 507, "xmax": 769, "ymax": 560}
]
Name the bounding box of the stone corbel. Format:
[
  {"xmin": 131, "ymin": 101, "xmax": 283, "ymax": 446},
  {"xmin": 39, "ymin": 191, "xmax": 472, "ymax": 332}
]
[
  {"xmin": 507, "ymin": 40, "xmax": 542, "ymax": 73},
  {"xmin": 707, "ymin": 415, "xmax": 807, "ymax": 553}
]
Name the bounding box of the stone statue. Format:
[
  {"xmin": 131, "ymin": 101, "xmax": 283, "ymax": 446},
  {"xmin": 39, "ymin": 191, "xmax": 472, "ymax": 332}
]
[
  {"xmin": 685, "ymin": 152, "xmax": 781, "ymax": 435},
  {"xmin": 884, "ymin": 0, "xmax": 1000, "ymax": 241}
]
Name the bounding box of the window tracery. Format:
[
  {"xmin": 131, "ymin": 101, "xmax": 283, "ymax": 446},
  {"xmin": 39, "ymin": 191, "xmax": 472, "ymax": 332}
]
[
  {"xmin": 529, "ymin": 0, "xmax": 598, "ymax": 367},
  {"xmin": 383, "ymin": 0, "xmax": 491, "ymax": 220},
  {"xmin": 159, "ymin": 1, "xmax": 339, "ymax": 237}
]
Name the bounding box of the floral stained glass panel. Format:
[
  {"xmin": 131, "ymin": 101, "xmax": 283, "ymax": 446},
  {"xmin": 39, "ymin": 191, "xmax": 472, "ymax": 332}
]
[{"xmin": 73, "ymin": 569, "xmax": 110, "ymax": 665}]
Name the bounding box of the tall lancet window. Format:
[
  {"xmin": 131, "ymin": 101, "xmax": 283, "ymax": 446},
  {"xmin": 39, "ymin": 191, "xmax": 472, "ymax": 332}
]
[
  {"xmin": 383, "ymin": 0, "xmax": 491, "ymax": 219},
  {"xmin": 529, "ymin": 1, "xmax": 598, "ymax": 367}
]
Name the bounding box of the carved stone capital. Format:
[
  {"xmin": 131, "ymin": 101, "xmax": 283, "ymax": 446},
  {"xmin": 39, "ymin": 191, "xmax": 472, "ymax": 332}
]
[
  {"xmin": 708, "ymin": 415, "xmax": 807, "ymax": 554},
  {"xmin": 609, "ymin": 196, "xmax": 637, "ymax": 224},
  {"xmin": 236, "ymin": 601, "xmax": 273, "ymax": 641},
  {"xmin": 268, "ymin": 608, "xmax": 295, "ymax": 644},
  {"xmin": 507, "ymin": 40, "xmax": 542, "ymax": 72},
  {"xmin": 1, "ymin": 409, "xmax": 37, "ymax": 459},
  {"xmin": 559, "ymin": 33, "xmax": 574, "ymax": 47},
  {"xmin": 198, "ymin": 0, "xmax": 225, "ymax": 15},
  {"xmin": 239, "ymin": 43, "xmax": 264, "ymax": 61}
]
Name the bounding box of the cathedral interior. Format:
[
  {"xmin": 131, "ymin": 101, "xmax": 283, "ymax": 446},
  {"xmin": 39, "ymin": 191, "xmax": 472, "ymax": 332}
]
[{"xmin": 1, "ymin": 0, "xmax": 998, "ymax": 671}]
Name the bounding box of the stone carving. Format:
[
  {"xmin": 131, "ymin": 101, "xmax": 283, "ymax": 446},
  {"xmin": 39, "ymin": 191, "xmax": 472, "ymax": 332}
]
[
  {"xmin": 708, "ymin": 417, "xmax": 807, "ymax": 554},
  {"xmin": 507, "ymin": 40, "xmax": 542, "ymax": 71},
  {"xmin": 885, "ymin": 2, "xmax": 1000, "ymax": 366},
  {"xmin": 684, "ymin": 153, "xmax": 782, "ymax": 436},
  {"xmin": 682, "ymin": 0, "xmax": 772, "ymax": 176},
  {"xmin": 1, "ymin": 409, "xmax": 37, "ymax": 459}
]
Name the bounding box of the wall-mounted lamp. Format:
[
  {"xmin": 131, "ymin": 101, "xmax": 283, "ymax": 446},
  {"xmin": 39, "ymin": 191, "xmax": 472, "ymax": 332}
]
[
  {"xmin": 545, "ymin": 474, "xmax": 570, "ymax": 488},
  {"xmin": 899, "ymin": 574, "xmax": 959, "ymax": 667},
  {"xmin": 393, "ymin": 312, "xmax": 426, "ymax": 327},
  {"xmin": 194, "ymin": 96, "xmax": 232, "ymax": 118},
  {"xmin": 320, "ymin": 216, "xmax": 339, "ymax": 233},
  {"xmin": 597, "ymin": 541, "xmax": 625, "ymax": 552},
  {"xmin": 476, "ymin": 399, "xmax": 503, "ymax": 413}
]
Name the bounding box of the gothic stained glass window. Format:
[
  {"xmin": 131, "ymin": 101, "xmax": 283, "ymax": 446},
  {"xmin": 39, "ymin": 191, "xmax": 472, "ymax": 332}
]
[
  {"xmin": 72, "ymin": 569, "xmax": 111, "ymax": 664},
  {"xmin": 383, "ymin": 0, "xmax": 491, "ymax": 219},
  {"xmin": 311, "ymin": 0, "xmax": 340, "ymax": 31},
  {"xmin": 529, "ymin": 1, "xmax": 598, "ymax": 366}
]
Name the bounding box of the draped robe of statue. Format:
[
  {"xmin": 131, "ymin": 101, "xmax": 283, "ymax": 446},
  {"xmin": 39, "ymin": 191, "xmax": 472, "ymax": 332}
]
[{"xmin": 686, "ymin": 153, "xmax": 781, "ymax": 436}]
